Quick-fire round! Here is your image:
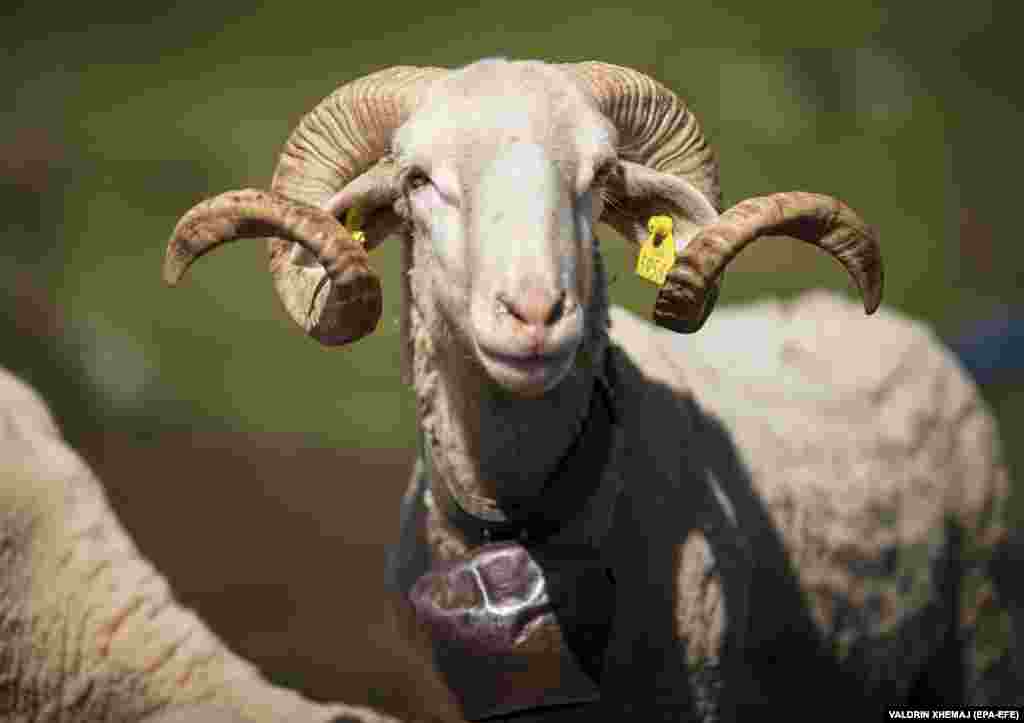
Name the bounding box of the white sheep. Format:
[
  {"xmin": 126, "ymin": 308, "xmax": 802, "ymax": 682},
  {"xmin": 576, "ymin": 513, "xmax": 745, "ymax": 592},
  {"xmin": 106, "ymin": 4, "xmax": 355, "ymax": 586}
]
[
  {"xmin": 164, "ymin": 58, "xmax": 1014, "ymax": 720},
  {"xmin": 0, "ymin": 366, "xmax": 409, "ymax": 722}
]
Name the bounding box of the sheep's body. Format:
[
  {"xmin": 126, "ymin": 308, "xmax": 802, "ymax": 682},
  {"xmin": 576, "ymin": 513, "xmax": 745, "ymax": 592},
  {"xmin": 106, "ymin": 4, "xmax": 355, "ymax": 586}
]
[
  {"xmin": 634, "ymin": 291, "xmax": 1009, "ymax": 699},
  {"xmin": 0, "ymin": 367, "xmax": 399, "ymax": 723},
  {"xmin": 389, "ymin": 291, "xmax": 1011, "ymax": 719}
]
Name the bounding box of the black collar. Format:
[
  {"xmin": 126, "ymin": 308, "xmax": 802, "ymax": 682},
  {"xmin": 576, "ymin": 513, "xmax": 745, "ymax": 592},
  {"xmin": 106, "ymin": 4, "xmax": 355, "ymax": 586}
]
[{"xmin": 423, "ymin": 355, "xmax": 619, "ymax": 546}]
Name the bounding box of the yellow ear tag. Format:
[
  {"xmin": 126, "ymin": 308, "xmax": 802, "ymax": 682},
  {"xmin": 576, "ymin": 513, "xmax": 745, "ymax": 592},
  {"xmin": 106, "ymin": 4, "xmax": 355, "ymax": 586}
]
[
  {"xmin": 635, "ymin": 215, "xmax": 676, "ymax": 285},
  {"xmin": 344, "ymin": 206, "xmax": 366, "ymax": 245}
]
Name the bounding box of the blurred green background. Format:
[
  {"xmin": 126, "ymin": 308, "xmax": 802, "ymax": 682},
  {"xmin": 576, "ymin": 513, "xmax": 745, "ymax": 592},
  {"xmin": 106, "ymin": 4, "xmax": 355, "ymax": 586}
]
[
  {"xmin": 3, "ymin": 0, "xmax": 1020, "ymax": 455},
  {"xmin": 1, "ymin": 0, "xmax": 1022, "ymax": 709}
]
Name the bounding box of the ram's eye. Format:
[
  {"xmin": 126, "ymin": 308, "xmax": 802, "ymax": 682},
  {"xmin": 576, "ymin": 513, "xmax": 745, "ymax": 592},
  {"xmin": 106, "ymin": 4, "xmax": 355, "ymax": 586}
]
[
  {"xmin": 406, "ymin": 169, "xmax": 431, "ymax": 191},
  {"xmin": 591, "ymin": 160, "xmax": 617, "ymax": 188}
]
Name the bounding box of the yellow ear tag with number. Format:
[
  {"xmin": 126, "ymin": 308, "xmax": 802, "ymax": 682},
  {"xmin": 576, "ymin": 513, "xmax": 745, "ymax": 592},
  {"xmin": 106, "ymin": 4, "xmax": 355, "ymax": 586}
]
[
  {"xmin": 344, "ymin": 206, "xmax": 366, "ymax": 245},
  {"xmin": 635, "ymin": 215, "xmax": 676, "ymax": 285}
]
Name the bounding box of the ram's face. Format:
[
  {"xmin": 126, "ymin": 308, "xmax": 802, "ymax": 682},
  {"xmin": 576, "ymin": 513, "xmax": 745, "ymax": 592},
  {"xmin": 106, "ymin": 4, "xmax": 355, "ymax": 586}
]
[
  {"xmin": 393, "ymin": 76, "xmax": 616, "ymax": 398},
  {"xmin": 164, "ymin": 59, "xmax": 883, "ymax": 395}
]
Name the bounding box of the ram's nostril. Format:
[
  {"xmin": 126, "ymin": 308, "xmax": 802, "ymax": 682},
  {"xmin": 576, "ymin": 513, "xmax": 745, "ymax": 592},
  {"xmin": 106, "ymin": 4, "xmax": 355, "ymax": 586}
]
[{"xmin": 546, "ymin": 291, "xmax": 566, "ymax": 326}]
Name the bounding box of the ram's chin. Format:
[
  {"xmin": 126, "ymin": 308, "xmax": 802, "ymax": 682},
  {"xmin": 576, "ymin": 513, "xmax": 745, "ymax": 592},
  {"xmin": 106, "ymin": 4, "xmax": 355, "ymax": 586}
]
[{"xmin": 476, "ymin": 344, "xmax": 577, "ymax": 398}]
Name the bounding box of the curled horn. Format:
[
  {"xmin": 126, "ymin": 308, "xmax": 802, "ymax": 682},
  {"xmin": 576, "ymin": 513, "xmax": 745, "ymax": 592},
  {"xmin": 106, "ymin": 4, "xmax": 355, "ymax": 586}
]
[
  {"xmin": 654, "ymin": 192, "xmax": 883, "ymax": 333},
  {"xmin": 163, "ymin": 66, "xmax": 447, "ymax": 345},
  {"xmin": 566, "ymin": 62, "xmax": 882, "ymax": 332},
  {"xmin": 165, "ymin": 189, "xmax": 383, "ymax": 343},
  {"xmin": 563, "ymin": 62, "xmax": 725, "ymax": 330},
  {"xmin": 563, "ymin": 61, "xmax": 721, "ymax": 211}
]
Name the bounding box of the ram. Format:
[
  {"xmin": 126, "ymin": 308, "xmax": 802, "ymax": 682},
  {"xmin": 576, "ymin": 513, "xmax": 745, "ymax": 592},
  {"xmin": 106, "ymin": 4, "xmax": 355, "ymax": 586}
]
[{"xmin": 165, "ymin": 59, "xmax": 1014, "ymax": 719}]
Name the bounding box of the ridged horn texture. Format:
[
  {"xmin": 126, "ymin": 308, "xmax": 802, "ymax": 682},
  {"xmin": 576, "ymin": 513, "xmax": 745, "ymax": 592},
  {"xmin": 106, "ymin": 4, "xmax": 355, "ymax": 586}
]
[
  {"xmin": 562, "ymin": 62, "xmax": 726, "ymax": 331},
  {"xmin": 564, "ymin": 63, "xmax": 882, "ymax": 334},
  {"xmin": 564, "ymin": 62, "xmax": 722, "ymax": 212},
  {"xmin": 164, "ymin": 188, "xmax": 383, "ymax": 343},
  {"xmin": 654, "ymin": 191, "xmax": 884, "ymax": 333},
  {"xmin": 267, "ymin": 66, "xmax": 447, "ymax": 344},
  {"xmin": 163, "ymin": 66, "xmax": 446, "ymax": 345}
]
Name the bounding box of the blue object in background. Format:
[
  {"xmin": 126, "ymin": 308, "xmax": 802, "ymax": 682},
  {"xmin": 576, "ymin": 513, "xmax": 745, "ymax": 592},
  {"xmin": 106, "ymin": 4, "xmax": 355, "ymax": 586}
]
[{"xmin": 950, "ymin": 309, "xmax": 1024, "ymax": 386}]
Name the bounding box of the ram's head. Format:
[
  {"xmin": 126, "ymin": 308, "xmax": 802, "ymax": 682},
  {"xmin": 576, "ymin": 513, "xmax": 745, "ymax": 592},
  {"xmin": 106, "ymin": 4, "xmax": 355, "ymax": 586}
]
[{"xmin": 165, "ymin": 59, "xmax": 881, "ymax": 397}]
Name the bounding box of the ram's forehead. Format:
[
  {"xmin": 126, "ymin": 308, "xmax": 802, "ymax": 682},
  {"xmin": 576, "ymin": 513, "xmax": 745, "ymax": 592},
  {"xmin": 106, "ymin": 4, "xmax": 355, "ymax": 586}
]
[{"xmin": 394, "ymin": 59, "xmax": 615, "ymax": 175}]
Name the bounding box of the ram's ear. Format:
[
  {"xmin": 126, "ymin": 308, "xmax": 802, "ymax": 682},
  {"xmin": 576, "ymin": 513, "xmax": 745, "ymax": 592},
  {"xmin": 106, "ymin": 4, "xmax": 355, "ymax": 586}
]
[
  {"xmin": 601, "ymin": 160, "xmax": 723, "ymax": 332},
  {"xmin": 320, "ymin": 158, "xmax": 406, "ymax": 250},
  {"xmin": 602, "ymin": 160, "xmax": 720, "ymax": 250}
]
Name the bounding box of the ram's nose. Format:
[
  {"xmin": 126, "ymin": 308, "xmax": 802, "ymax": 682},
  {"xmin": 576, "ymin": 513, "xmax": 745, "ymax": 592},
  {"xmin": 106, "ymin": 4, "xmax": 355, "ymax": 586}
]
[{"xmin": 496, "ymin": 278, "xmax": 568, "ymax": 347}]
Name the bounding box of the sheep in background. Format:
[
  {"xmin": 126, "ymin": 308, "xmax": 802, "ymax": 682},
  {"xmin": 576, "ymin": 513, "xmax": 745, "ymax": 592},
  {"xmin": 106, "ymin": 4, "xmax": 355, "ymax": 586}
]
[
  {"xmin": 0, "ymin": 366, "xmax": 413, "ymax": 723},
  {"xmin": 165, "ymin": 59, "xmax": 1013, "ymax": 719}
]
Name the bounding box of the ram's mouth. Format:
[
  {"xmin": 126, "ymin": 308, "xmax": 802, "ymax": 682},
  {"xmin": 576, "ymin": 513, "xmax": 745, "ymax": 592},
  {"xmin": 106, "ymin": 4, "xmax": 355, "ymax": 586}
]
[{"xmin": 475, "ymin": 342, "xmax": 578, "ymax": 397}]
